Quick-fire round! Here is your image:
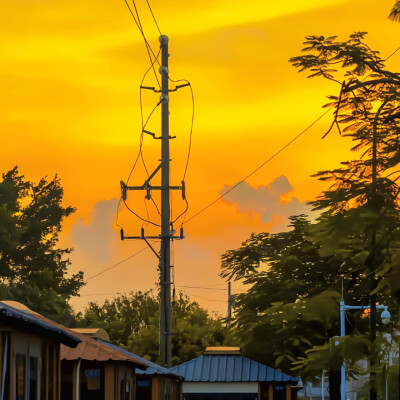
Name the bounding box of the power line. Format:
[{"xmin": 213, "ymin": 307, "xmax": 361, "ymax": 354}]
[
  {"xmin": 176, "ymin": 285, "xmax": 227, "ymax": 291},
  {"xmin": 189, "ymin": 294, "xmax": 227, "ymax": 303},
  {"xmin": 85, "ymin": 247, "xmax": 148, "ymax": 282},
  {"xmin": 123, "ymin": 0, "xmax": 161, "ymax": 88},
  {"xmin": 183, "ymin": 107, "xmax": 332, "ymax": 225},
  {"xmin": 145, "ymin": 0, "xmax": 162, "ymax": 35},
  {"xmin": 182, "ymin": 44, "xmax": 400, "ymax": 226}
]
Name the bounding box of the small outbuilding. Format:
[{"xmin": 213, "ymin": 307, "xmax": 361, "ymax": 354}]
[
  {"xmin": 0, "ymin": 300, "xmax": 81, "ymax": 400},
  {"xmin": 60, "ymin": 329, "xmax": 151, "ymax": 400},
  {"xmin": 95, "ymin": 340, "xmax": 184, "ymax": 400},
  {"xmin": 169, "ymin": 347, "xmax": 300, "ymax": 400}
]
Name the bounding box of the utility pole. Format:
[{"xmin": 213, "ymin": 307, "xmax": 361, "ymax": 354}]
[
  {"xmin": 159, "ymin": 34, "xmax": 172, "ymax": 368},
  {"xmin": 370, "ymin": 114, "xmax": 379, "ymax": 400},
  {"xmin": 227, "ymin": 281, "xmax": 232, "ymax": 321},
  {"xmin": 120, "ymin": 35, "xmax": 187, "ymax": 368}
]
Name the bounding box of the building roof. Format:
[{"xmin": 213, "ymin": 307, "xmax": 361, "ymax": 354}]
[
  {"xmin": 97, "ymin": 340, "xmax": 183, "ymax": 380},
  {"xmin": 169, "ymin": 354, "xmax": 299, "ymax": 383},
  {"xmin": 60, "ymin": 332, "xmax": 150, "ymax": 369},
  {"xmin": 0, "ymin": 301, "xmax": 81, "ymax": 348},
  {"xmin": 0, "ymin": 301, "xmax": 151, "ymax": 370},
  {"xmin": 71, "ymin": 328, "xmax": 110, "ymax": 341}
]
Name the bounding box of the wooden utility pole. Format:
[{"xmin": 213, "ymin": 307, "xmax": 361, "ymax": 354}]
[
  {"xmin": 120, "ymin": 35, "xmax": 185, "ymax": 368},
  {"xmin": 227, "ymin": 281, "xmax": 232, "ymax": 321},
  {"xmin": 159, "ymin": 34, "xmax": 172, "ymax": 367}
]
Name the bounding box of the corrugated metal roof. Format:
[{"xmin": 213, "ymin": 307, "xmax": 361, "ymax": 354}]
[
  {"xmin": 0, "ymin": 301, "xmax": 81, "ymax": 348},
  {"xmin": 60, "ymin": 333, "xmax": 150, "ymax": 369},
  {"xmin": 169, "ymin": 355, "xmax": 299, "ymax": 383},
  {"xmin": 97, "ymin": 340, "xmax": 183, "ymax": 379}
]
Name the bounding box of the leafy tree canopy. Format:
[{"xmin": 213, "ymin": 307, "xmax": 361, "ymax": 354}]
[
  {"xmin": 80, "ymin": 291, "xmax": 233, "ymax": 365},
  {"xmin": 0, "ymin": 167, "xmax": 84, "ymax": 321},
  {"xmin": 290, "ymin": 32, "xmax": 400, "ymax": 301},
  {"xmin": 222, "ymin": 34, "xmax": 400, "ymax": 396}
]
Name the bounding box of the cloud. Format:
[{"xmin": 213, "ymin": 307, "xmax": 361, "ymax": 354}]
[
  {"xmin": 221, "ymin": 176, "xmax": 313, "ymax": 232},
  {"xmin": 71, "ymin": 198, "xmax": 119, "ymax": 263}
]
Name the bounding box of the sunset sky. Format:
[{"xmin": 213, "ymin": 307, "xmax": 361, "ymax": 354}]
[{"xmin": 2, "ymin": 0, "xmax": 400, "ymax": 314}]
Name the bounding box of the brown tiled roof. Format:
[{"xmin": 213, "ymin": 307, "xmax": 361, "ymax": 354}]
[
  {"xmin": 60, "ymin": 330, "xmax": 150, "ymax": 369},
  {"xmin": 0, "ymin": 301, "xmax": 150, "ymax": 369},
  {"xmin": 0, "ymin": 301, "xmax": 80, "ymax": 348}
]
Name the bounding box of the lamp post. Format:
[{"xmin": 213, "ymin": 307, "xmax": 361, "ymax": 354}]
[{"xmin": 340, "ymin": 298, "xmax": 391, "ymax": 400}]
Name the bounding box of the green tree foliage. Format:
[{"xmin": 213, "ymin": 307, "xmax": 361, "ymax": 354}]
[
  {"xmin": 291, "ymin": 33, "xmax": 400, "ymax": 394},
  {"xmin": 389, "ymin": 1, "xmax": 400, "ymax": 21},
  {"xmin": 80, "ymin": 291, "xmax": 233, "ymax": 365},
  {"xmin": 0, "ymin": 167, "xmax": 84, "ymax": 321},
  {"xmin": 79, "ymin": 290, "xmax": 159, "ymax": 347},
  {"xmin": 221, "ymin": 34, "xmax": 400, "ymax": 396},
  {"xmin": 221, "ymin": 217, "xmax": 345, "ymax": 377},
  {"xmin": 290, "ymin": 33, "xmax": 400, "ymax": 304}
]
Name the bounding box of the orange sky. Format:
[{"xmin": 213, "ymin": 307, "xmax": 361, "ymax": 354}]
[{"xmin": 2, "ymin": 0, "xmax": 400, "ymax": 314}]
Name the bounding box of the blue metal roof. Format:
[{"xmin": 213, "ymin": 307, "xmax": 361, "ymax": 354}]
[
  {"xmin": 0, "ymin": 302, "xmax": 81, "ymax": 348},
  {"xmin": 97, "ymin": 340, "xmax": 183, "ymax": 378},
  {"xmin": 169, "ymin": 355, "xmax": 299, "ymax": 383}
]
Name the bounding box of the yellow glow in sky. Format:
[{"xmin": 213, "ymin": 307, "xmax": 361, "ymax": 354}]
[{"xmin": 1, "ymin": 0, "xmax": 400, "ymax": 314}]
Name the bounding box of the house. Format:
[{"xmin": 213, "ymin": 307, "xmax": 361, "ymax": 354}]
[
  {"xmin": 93, "ymin": 339, "xmax": 184, "ymax": 400},
  {"xmin": 169, "ymin": 347, "xmax": 300, "ymax": 400},
  {"xmin": 0, "ymin": 300, "xmax": 81, "ymax": 400},
  {"xmin": 60, "ymin": 328, "xmax": 151, "ymax": 400}
]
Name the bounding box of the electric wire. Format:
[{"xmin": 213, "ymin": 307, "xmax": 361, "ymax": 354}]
[
  {"xmin": 124, "ymin": 198, "xmax": 161, "ymax": 227},
  {"xmin": 110, "ymin": 39, "xmax": 400, "ymax": 289},
  {"xmin": 181, "ymin": 44, "xmax": 400, "ymax": 226},
  {"xmin": 116, "ymin": 49, "xmax": 161, "ymax": 228},
  {"xmin": 85, "ymin": 246, "xmax": 149, "ymax": 282},
  {"xmin": 176, "ymin": 285, "xmax": 227, "ymax": 291},
  {"xmin": 183, "ymin": 108, "xmax": 332, "ymax": 225},
  {"xmin": 189, "ymin": 294, "xmax": 227, "ymax": 303},
  {"xmin": 120, "ymin": 100, "xmax": 162, "ymax": 227},
  {"xmin": 123, "ymin": 0, "xmax": 161, "ymax": 88},
  {"xmin": 145, "ymin": 0, "xmax": 162, "ymax": 35}
]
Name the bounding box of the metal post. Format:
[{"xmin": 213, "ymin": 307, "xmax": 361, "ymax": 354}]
[
  {"xmin": 227, "ymin": 281, "xmax": 232, "ymax": 321},
  {"xmin": 340, "ymin": 299, "xmax": 346, "ymax": 400},
  {"xmin": 159, "ymin": 34, "xmax": 172, "ymax": 367}
]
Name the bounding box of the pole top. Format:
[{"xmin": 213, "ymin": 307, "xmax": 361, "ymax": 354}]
[{"xmin": 159, "ymin": 35, "xmax": 169, "ymax": 44}]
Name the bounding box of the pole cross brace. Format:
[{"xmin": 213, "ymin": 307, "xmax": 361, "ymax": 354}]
[
  {"xmin": 120, "ymin": 228, "xmax": 185, "ymax": 241},
  {"xmin": 143, "ymin": 130, "xmax": 176, "ymax": 140},
  {"xmin": 126, "ymin": 185, "xmax": 183, "ymax": 191},
  {"xmin": 140, "ymin": 83, "xmax": 190, "ymax": 93}
]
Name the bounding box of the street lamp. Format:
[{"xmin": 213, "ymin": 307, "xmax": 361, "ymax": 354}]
[{"xmin": 340, "ymin": 298, "xmax": 391, "ymax": 400}]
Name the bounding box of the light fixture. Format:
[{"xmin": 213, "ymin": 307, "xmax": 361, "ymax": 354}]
[{"xmin": 381, "ymin": 309, "xmax": 391, "ymax": 325}]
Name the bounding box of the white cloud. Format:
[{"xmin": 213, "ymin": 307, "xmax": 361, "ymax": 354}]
[
  {"xmin": 221, "ymin": 176, "xmax": 313, "ymax": 232},
  {"xmin": 71, "ymin": 198, "xmax": 119, "ymax": 263}
]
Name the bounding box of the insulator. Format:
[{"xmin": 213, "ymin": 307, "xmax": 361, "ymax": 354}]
[
  {"xmin": 181, "ymin": 180, "xmax": 186, "ymax": 200},
  {"xmin": 120, "ymin": 181, "xmax": 127, "ymax": 201},
  {"xmin": 120, "ymin": 228, "xmax": 125, "ymax": 241},
  {"xmin": 141, "ymin": 227, "xmax": 145, "ymax": 239}
]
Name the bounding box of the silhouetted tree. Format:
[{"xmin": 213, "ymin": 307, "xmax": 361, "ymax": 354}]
[
  {"xmin": 80, "ymin": 291, "xmax": 233, "ymax": 365},
  {"xmin": 0, "ymin": 167, "xmax": 84, "ymax": 321}
]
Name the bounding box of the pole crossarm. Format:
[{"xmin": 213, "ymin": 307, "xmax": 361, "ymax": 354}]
[
  {"xmin": 126, "ymin": 185, "xmax": 183, "ymax": 190},
  {"xmin": 140, "ymin": 82, "xmax": 190, "ymax": 93}
]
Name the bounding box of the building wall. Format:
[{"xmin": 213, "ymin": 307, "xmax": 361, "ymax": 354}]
[
  {"xmin": 61, "ymin": 360, "xmax": 137, "ymax": 400},
  {"xmin": 183, "ymin": 382, "xmax": 258, "ymax": 394},
  {"xmin": 0, "ymin": 326, "xmax": 60, "ymax": 400}
]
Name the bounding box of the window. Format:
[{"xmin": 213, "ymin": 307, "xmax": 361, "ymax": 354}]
[
  {"xmin": 120, "ymin": 379, "xmax": 131, "ymax": 400},
  {"xmin": 15, "ymin": 354, "xmax": 26, "ymax": 400},
  {"xmin": 29, "ymin": 357, "xmax": 38, "ymax": 400},
  {"xmin": 0, "ymin": 332, "xmax": 10, "ymax": 400}
]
